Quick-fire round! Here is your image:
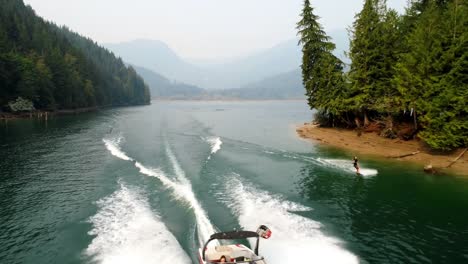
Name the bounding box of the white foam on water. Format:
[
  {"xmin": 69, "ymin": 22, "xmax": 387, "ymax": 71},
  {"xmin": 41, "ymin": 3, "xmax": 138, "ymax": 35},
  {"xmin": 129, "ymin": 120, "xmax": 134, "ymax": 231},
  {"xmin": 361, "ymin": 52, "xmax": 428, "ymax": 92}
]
[
  {"xmin": 205, "ymin": 136, "xmax": 223, "ymax": 160},
  {"xmin": 135, "ymin": 161, "xmax": 216, "ymax": 246},
  {"xmin": 207, "ymin": 137, "xmax": 223, "ymax": 154},
  {"xmin": 317, "ymin": 158, "xmax": 378, "ymax": 177},
  {"xmin": 223, "ymin": 175, "xmax": 359, "ymax": 264},
  {"xmin": 134, "ymin": 163, "xmax": 181, "ymax": 199},
  {"xmin": 103, "ymin": 137, "xmax": 133, "ymax": 161},
  {"xmin": 165, "ymin": 144, "xmax": 191, "ymax": 186},
  {"xmin": 85, "ymin": 184, "xmax": 190, "ymax": 264},
  {"xmin": 102, "ymin": 137, "xmax": 216, "ymax": 247},
  {"xmin": 164, "ymin": 143, "xmax": 217, "ymax": 246}
]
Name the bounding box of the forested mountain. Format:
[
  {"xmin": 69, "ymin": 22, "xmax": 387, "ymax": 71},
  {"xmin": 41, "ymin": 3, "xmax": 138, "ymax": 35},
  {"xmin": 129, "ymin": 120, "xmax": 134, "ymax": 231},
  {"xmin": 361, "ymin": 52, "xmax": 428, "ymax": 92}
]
[
  {"xmin": 0, "ymin": 0, "xmax": 150, "ymax": 111},
  {"xmin": 212, "ymin": 70, "xmax": 304, "ymax": 100},
  {"xmin": 133, "ymin": 66, "xmax": 205, "ymax": 98},
  {"xmin": 298, "ymin": 0, "xmax": 467, "ymax": 151}
]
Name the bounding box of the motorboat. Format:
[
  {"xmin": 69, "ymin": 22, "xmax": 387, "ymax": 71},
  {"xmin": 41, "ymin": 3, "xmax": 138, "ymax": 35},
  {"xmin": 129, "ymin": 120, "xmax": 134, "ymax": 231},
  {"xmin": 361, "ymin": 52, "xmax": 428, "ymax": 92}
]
[{"xmin": 198, "ymin": 225, "xmax": 271, "ymax": 264}]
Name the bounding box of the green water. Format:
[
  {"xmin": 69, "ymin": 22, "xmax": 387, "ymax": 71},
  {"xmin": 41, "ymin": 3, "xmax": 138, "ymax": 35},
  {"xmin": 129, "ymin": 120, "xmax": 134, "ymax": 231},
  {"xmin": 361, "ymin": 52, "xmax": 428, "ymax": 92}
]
[{"xmin": 0, "ymin": 101, "xmax": 467, "ymax": 264}]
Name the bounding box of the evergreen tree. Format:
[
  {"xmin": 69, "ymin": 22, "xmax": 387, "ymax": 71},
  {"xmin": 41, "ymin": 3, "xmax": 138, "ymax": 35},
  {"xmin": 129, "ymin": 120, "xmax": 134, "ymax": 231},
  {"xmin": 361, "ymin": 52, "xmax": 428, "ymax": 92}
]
[
  {"xmin": 0, "ymin": 0, "xmax": 151, "ymax": 111},
  {"xmin": 348, "ymin": 0, "xmax": 401, "ymax": 125},
  {"xmin": 396, "ymin": 0, "xmax": 468, "ymax": 150},
  {"xmin": 297, "ymin": 0, "xmax": 346, "ymax": 125},
  {"xmin": 296, "ymin": 0, "xmax": 466, "ymax": 150}
]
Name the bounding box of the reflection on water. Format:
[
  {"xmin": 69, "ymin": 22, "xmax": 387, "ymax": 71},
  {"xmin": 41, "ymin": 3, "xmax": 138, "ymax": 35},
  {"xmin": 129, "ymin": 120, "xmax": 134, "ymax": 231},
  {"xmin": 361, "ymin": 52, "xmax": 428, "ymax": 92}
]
[
  {"xmin": 1, "ymin": 102, "xmax": 468, "ymax": 264},
  {"xmin": 297, "ymin": 163, "xmax": 468, "ymax": 263}
]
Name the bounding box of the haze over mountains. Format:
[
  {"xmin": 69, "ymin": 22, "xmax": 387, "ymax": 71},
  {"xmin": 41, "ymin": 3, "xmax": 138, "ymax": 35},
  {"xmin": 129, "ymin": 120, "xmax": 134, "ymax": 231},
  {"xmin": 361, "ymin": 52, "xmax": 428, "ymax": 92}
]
[
  {"xmin": 105, "ymin": 39, "xmax": 302, "ymax": 90},
  {"xmin": 105, "ymin": 29, "xmax": 348, "ymax": 99},
  {"xmin": 211, "ymin": 69, "xmax": 304, "ymax": 99},
  {"xmin": 132, "ymin": 65, "xmax": 205, "ymax": 99}
]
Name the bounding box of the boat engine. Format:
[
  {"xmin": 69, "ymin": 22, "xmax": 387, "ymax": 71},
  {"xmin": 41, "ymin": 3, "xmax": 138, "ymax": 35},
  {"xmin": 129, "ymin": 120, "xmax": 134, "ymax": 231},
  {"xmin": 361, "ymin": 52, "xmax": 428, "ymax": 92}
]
[{"xmin": 256, "ymin": 225, "xmax": 272, "ymax": 239}]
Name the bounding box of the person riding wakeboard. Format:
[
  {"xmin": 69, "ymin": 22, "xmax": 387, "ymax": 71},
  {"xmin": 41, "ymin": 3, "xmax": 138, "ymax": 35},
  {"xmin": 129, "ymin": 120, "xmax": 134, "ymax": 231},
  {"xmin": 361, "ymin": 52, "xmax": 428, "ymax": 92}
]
[{"xmin": 353, "ymin": 156, "xmax": 360, "ymax": 174}]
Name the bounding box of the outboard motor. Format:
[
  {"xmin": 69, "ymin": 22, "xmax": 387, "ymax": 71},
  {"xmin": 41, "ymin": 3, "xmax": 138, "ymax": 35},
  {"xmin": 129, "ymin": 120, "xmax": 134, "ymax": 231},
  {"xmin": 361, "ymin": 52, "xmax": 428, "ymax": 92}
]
[{"xmin": 256, "ymin": 225, "xmax": 272, "ymax": 239}]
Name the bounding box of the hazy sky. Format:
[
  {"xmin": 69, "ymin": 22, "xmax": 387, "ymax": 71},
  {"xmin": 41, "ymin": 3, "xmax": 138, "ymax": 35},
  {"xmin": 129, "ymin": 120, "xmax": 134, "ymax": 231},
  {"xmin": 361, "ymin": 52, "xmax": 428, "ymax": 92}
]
[{"xmin": 23, "ymin": 0, "xmax": 407, "ymax": 59}]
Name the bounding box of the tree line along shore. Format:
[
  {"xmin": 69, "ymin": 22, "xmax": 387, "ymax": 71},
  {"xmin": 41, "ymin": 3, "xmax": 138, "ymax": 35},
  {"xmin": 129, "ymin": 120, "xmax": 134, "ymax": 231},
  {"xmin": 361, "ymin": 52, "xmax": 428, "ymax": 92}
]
[
  {"xmin": 0, "ymin": 0, "xmax": 151, "ymax": 115},
  {"xmin": 297, "ymin": 0, "xmax": 467, "ymax": 152},
  {"xmin": 297, "ymin": 124, "xmax": 468, "ymax": 176}
]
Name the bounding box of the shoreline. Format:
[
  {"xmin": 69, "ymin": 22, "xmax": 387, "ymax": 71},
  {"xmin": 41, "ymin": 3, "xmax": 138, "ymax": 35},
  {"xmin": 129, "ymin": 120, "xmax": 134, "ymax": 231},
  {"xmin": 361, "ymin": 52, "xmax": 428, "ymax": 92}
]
[
  {"xmin": 297, "ymin": 124, "xmax": 468, "ymax": 177},
  {"xmin": 0, "ymin": 107, "xmax": 99, "ymax": 120},
  {"xmin": 0, "ymin": 103, "xmax": 150, "ymax": 120},
  {"xmin": 151, "ymin": 98, "xmax": 306, "ymax": 102}
]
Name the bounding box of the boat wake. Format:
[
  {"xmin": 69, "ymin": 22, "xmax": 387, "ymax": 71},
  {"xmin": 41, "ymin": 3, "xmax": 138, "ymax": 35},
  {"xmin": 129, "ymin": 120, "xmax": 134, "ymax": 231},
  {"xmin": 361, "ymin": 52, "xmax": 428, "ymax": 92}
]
[
  {"xmin": 164, "ymin": 142, "xmax": 217, "ymax": 245},
  {"xmin": 220, "ymin": 174, "xmax": 359, "ymax": 264},
  {"xmin": 317, "ymin": 158, "xmax": 378, "ymax": 177},
  {"xmin": 103, "ymin": 138, "xmax": 132, "ymax": 161},
  {"xmin": 85, "ymin": 183, "xmax": 191, "ymax": 264},
  {"xmin": 205, "ymin": 136, "xmax": 223, "ymax": 160},
  {"xmin": 103, "ymin": 136, "xmax": 216, "ymax": 246},
  {"xmin": 261, "ymin": 148, "xmax": 378, "ymax": 177}
]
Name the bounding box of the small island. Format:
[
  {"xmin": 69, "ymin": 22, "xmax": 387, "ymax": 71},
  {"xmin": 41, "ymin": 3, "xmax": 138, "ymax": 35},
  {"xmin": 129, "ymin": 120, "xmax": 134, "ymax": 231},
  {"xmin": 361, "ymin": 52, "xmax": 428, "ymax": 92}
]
[{"xmin": 296, "ymin": 0, "xmax": 467, "ymax": 176}]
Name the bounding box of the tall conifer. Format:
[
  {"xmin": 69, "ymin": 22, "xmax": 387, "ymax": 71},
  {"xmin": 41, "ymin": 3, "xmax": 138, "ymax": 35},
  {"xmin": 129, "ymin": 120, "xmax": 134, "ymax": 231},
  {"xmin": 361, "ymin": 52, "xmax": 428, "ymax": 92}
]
[
  {"xmin": 297, "ymin": 0, "xmax": 346, "ymax": 123},
  {"xmin": 396, "ymin": 0, "xmax": 468, "ymax": 149},
  {"xmin": 348, "ymin": 0, "xmax": 400, "ymax": 124}
]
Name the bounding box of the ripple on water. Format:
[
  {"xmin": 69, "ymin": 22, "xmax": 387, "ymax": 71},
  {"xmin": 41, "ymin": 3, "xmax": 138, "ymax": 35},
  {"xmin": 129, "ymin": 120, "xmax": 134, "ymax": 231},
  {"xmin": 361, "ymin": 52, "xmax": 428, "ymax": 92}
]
[{"xmin": 0, "ymin": 124, "xmax": 106, "ymax": 263}]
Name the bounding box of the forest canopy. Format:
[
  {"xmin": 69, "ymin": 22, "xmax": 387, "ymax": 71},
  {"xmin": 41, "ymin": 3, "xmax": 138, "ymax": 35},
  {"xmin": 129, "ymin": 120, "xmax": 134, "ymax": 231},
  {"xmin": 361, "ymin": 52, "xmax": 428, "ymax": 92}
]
[{"xmin": 0, "ymin": 0, "xmax": 150, "ymax": 111}]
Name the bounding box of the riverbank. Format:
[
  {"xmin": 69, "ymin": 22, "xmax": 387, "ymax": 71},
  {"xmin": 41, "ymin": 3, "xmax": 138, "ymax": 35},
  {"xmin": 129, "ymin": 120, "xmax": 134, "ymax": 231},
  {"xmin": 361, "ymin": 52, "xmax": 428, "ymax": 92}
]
[
  {"xmin": 0, "ymin": 107, "xmax": 102, "ymax": 120},
  {"xmin": 297, "ymin": 124, "xmax": 468, "ymax": 176}
]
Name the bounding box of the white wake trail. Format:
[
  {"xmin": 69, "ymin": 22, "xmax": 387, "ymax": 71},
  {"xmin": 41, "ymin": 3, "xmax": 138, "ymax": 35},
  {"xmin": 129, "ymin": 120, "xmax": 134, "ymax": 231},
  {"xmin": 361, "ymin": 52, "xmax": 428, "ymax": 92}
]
[
  {"xmin": 86, "ymin": 184, "xmax": 190, "ymax": 264},
  {"xmin": 103, "ymin": 136, "xmax": 216, "ymax": 247},
  {"xmin": 164, "ymin": 143, "xmax": 217, "ymax": 246},
  {"xmin": 317, "ymin": 158, "xmax": 378, "ymax": 177},
  {"xmin": 222, "ymin": 175, "xmax": 359, "ymax": 264},
  {"xmin": 276, "ymin": 151, "xmax": 378, "ymax": 178},
  {"xmin": 103, "ymin": 138, "xmax": 133, "ymax": 161}
]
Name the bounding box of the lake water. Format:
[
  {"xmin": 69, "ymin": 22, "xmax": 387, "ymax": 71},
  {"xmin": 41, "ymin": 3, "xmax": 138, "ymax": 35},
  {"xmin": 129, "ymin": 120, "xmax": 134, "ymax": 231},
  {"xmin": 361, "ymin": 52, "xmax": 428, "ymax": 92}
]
[{"xmin": 1, "ymin": 101, "xmax": 467, "ymax": 264}]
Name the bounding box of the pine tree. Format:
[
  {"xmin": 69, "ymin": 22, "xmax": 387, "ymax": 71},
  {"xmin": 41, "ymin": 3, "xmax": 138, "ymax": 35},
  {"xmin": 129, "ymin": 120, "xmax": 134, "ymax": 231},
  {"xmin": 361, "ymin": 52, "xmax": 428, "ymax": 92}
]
[
  {"xmin": 395, "ymin": 0, "xmax": 467, "ymax": 150},
  {"xmin": 297, "ymin": 0, "xmax": 346, "ymax": 124},
  {"xmin": 348, "ymin": 0, "xmax": 401, "ymax": 125},
  {"xmin": 416, "ymin": 0, "xmax": 467, "ymax": 149}
]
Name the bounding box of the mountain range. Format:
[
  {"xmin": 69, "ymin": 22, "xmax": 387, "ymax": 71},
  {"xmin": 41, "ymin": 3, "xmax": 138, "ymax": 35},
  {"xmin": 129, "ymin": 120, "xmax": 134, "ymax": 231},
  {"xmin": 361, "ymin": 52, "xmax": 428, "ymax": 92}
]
[
  {"xmin": 132, "ymin": 65, "xmax": 205, "ymax": 99},
  {"xmin": 132, "ymin": 65, "xmax": 305, "ymax": 100},
  {"xmin": 210, "ymin": 69, "xmax": 304, "ymax": 100},
  {"xmin": 105, "ymin": 29, "xmax": 348, "ymax": 98}
]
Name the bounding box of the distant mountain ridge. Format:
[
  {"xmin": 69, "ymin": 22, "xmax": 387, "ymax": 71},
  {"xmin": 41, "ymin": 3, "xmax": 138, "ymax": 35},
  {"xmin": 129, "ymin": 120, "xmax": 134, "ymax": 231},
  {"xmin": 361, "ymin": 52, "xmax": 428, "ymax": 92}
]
[
  {"xmin": 198, "ymin": 39, "xmax": 302, "ymax": 90},
  {"xmin": 105, "ymin": 40, "xmax": 203, "ymax": 87},
  {"xmin": 105, "ymin": 30, "xmax": 348, "ymax": 90},
  {"xmin": 132, "ymin": 65, "xmax": 205, "ymax": 99},
  {"xmin": 104, "ymin": 29, "xmax": 347, "ymax": 99},
  {"xmin": 212, "ymin": 69, "xmax": 304, "ymax": 100},
  {"xmin": 132, "ymin": 64, "xmax": 304, "ymax": 100},
  {"xmin": 104, "ymin": 39, "xmax": 303, "ymax": 90}
]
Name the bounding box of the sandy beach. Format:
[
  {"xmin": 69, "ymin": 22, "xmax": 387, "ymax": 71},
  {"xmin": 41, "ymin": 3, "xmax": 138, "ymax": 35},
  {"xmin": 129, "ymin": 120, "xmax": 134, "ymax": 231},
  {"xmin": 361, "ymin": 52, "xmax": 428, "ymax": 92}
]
[{"xmin": 297, "ymin": 124, "xmax": 468, "ymax": 176}]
